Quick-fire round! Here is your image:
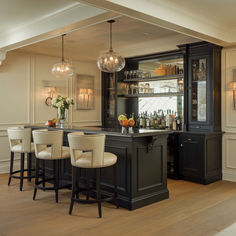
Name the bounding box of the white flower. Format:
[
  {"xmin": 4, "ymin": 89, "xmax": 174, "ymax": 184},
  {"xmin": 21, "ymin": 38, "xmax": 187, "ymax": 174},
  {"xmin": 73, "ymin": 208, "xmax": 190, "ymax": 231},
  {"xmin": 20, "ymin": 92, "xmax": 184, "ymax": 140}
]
[{"xmin": 51, "ymin": 98, "xmax": 56, "ymax": 105}]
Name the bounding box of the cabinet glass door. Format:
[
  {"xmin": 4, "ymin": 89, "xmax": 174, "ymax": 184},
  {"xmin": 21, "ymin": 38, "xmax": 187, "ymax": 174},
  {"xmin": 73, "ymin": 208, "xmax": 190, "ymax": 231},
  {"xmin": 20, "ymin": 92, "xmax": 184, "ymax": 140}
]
[{"xmin": 191, "ymin": 58, "xmax": 207, "ymax": 122}]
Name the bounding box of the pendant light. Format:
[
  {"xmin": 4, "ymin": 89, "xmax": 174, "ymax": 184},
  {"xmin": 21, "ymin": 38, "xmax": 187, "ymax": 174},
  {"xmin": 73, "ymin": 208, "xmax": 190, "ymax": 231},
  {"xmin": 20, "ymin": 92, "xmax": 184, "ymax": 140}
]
[
  {"xmin": 97, "ymin": 20, "xmax": 125, "ymax": 73},
  {"xmin": 52, "ymin": 34, "xmax": 73, "ymax": 78}
]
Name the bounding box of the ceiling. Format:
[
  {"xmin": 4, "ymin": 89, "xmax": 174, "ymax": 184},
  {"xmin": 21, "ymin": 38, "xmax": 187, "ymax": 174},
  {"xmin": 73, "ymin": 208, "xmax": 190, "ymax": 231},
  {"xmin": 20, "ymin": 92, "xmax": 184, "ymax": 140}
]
[
  {"xmin": 16, "ymin": 16, "xmax": 199, "ymax": 61},
  {"xmin": 0, "ymin": 0, "xmax": 78, "ymax": 33},
  {"xmin": 160, "ymin": 0, "xmax": 236, "ymax": 28}
]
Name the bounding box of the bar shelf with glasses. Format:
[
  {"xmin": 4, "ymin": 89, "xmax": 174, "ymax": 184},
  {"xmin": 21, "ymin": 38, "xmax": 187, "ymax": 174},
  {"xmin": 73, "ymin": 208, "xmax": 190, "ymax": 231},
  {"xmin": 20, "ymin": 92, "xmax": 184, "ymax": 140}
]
[
  {"xmin": 117, "ymin": 92, "xmax": 184, "ymax": 98},
  {"xmin": 123, "ymin": 73, "xmax": 184, "ymax": 82}
]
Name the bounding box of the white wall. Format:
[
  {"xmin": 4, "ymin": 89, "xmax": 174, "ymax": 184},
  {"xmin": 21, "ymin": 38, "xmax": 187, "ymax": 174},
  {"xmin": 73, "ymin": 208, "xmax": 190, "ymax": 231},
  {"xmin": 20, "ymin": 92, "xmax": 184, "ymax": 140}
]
[
  {"xmin": 222, "ymin": 47, "xmax": 236, "ymax": 182},
  {"xmin": 0, "ymin": 51, "xmax": 101, "ymax": 173}
]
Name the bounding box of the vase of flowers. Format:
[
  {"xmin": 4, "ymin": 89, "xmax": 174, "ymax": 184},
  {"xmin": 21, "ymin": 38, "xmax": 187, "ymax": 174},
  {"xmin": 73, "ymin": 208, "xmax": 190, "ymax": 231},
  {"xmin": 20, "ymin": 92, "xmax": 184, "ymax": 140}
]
[{"xmin": 52, "ymin": 95, "xmax": 74, "ymax": 127}]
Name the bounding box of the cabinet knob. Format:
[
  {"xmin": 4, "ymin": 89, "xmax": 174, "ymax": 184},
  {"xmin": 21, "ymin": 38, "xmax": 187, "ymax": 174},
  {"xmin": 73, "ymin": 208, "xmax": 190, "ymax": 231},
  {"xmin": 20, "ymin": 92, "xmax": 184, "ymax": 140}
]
[
  {"xmin": 187, "ymin": 138, "xmax": 192, "ymax": 141},
  {"xmin": 180, "ymin": 144, "xmax": 183, "ymax": 147}
]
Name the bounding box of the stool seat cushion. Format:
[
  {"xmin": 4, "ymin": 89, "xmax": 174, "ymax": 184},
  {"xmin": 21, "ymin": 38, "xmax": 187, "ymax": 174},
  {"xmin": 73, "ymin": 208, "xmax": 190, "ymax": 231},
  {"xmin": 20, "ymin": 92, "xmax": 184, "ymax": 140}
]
[
  {"xmin": 37, "ymin": 146, "xmax": 70, "ymax": 160},
  {"xmin": 75, "ymin": 152, "xmax": 117, "ymax": 168},
  {"xmin": 11, "ymin": 142, "xmax": 35, "ymax": 153}
]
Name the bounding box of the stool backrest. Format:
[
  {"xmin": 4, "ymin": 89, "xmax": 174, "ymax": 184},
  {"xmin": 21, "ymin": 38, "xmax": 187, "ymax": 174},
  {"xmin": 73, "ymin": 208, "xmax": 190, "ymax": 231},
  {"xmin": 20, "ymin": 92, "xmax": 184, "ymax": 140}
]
[
  {"xmin": 67, "ymin": 132, "xmax": 84, "ymax": 165},
  {"xmin": 68, "ymin": 133, "xmax": 105, "ymax": 168},
  {"xmin": 7, "ymin": 127, "xmax": 32, "ymax": 153},
  {"xmin": 33, "ymin": 129, "xmax": 63, "ymax": 159}
]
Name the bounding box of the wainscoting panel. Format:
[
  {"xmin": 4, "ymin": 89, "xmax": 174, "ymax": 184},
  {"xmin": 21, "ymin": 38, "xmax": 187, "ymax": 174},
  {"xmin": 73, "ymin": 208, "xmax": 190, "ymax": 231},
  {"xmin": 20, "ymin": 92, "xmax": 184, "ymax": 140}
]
[
  {"xmin": 222, "ymin": 48, "xmax": 236, "ymax": 133},
  {"xmin": 222, "ymin": 48, "xmax": 236, "ymax": 182},
  {"xmin": 222, "ymin": 133, "xmax": 236, "ymax": 182}
]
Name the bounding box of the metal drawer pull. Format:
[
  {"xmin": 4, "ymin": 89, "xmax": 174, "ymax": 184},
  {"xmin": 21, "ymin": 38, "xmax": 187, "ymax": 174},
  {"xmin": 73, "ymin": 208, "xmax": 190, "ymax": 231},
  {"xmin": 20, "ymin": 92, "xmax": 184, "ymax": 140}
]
[
  {"xmin": 196, "ymin": 126, "xmax": 200, "ymax": 128},
  {"xmin": 187, "ymin": 138, "xmax": 192, "ymax": 141}
]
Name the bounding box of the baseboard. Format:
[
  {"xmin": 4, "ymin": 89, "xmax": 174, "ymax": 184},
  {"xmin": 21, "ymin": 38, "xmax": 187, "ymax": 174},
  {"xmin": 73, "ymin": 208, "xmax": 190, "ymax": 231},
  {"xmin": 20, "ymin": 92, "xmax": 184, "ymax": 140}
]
[{"xmin": 222, "ymin": 170, "xmax": 236, "ymax": 182}]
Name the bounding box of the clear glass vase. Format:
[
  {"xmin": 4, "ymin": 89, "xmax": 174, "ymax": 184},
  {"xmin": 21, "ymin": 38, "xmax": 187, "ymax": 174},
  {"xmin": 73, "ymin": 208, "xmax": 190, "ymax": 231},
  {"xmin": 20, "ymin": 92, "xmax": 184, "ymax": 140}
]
[{"xmin": 57, "ymin": 107, "xmax": 67, "ymax": 128}]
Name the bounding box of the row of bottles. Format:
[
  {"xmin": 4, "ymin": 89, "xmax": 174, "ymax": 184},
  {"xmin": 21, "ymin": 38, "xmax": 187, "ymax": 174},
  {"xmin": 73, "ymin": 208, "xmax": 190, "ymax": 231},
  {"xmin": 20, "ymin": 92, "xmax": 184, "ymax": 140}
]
[{"xmin": 136, "ymin": 110, "xmax": 183, "ymax": 130}]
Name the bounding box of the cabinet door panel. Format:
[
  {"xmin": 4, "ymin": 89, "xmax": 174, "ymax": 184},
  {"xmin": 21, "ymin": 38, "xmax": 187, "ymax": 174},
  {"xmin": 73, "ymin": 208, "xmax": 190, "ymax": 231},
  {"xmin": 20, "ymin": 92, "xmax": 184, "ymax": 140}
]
[
  {"xmin": 179, "ymin": 135, "xmax": 204, "ymax": 178},
  {"xmin": 188, "ymin": 54, "xmax": 211, "ymax": 130}
]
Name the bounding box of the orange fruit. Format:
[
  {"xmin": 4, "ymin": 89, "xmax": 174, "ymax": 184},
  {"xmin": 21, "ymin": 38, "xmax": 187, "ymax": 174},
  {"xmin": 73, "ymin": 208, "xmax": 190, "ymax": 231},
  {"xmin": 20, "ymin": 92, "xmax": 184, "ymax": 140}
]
[
  {"xmin": 128, "ymin": 118, "xmax": 135, "ymax": 127},
  {"xmin": 122, "ymin": 119, "xmax": 129, "ymax": 127}
]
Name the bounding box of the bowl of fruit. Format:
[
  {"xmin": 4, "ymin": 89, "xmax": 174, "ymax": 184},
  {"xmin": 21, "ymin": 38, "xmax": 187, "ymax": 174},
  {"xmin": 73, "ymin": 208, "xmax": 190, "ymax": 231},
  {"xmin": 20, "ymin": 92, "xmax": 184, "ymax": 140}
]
[
  {"xmin": 118, "ymin": 114, "xmax": 135, "ymax": 134},
  {"xmin": 47, "ymin": 118, "xmax": 57, "ymax": 127}
]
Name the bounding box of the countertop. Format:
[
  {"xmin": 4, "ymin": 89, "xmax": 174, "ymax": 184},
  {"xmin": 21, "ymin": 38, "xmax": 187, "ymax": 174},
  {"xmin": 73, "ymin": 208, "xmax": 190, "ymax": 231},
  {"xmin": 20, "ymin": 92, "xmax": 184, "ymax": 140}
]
[{"xmin": 26, "ymin": 125, "xmax": 173, "ymax": 138}]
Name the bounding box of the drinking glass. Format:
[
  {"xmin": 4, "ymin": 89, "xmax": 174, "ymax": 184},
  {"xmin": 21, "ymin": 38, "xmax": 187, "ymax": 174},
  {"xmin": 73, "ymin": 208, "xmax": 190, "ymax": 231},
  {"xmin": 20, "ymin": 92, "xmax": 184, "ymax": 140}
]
[
  {"xmin": 124, "ymin": 71, "xmax": 128, "ymax": 80},
  {"xmin": 130, "ymin": 84, "xmax": 135, "ymax": 94}
]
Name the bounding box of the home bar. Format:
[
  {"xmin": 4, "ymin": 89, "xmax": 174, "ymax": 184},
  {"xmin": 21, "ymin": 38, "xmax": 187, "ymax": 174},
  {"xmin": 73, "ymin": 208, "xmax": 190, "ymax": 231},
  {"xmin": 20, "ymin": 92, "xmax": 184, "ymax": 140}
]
[
  {"xmin": 26, "ymin": 41, "xmax": 222, "ymax": 210},
  {"xmin": 3, "ymin": 3, "xmax": 236, "ymax": 234}
]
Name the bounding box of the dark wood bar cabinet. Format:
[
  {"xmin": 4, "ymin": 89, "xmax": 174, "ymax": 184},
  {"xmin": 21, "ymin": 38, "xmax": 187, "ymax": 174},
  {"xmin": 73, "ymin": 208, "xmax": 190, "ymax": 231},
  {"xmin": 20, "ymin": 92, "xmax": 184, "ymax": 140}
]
[{"xmin": 102, "ymin": 41, "xmax": 222, "ymax": 184}]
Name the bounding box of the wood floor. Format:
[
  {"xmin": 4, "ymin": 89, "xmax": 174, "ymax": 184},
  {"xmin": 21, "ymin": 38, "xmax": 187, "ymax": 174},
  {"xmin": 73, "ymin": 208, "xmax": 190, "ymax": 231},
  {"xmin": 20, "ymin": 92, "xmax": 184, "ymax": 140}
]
[{"xmin": 1, "ymin": 174, "xmax": 236, "ymax": 236}]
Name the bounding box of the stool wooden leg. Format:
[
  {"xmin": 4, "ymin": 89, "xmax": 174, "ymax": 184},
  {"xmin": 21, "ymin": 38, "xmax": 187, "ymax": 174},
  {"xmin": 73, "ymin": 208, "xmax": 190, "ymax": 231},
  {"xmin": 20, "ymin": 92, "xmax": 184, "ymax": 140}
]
[
  {"xmin": 8, "ymin": 152, "xmax": 14, "ymax": 186},
  {"xmin": 113, "ymin": 163, "xmax": 119, "ymax": 208},
  {"xmin": 42, "ymin": 160, "xmax": 45, "ymax": 188},
  {"xmin": 86, "ymin": 169, "xmax": 90, "ymax": 200},
  {"xmin": 27, "ymin": 153, "xmax": 32, "ymax": 182},
  {"xmin": 96, "ymin": 168, "xmax": 102, "ymax": 218},
  {"xmin": 20, "ymin": 153, "xmax": 25, "ymax": 191},
  {"xmin": 75, "ymin": 168, "xmax": 80, "ymax": 200},
  {"xmin": 69, "ymin": 166, "xmax": 77, "ymax": 215},
  {"xmin": 54, "ymin": 160, "xmax": 59, "ymax": 203},
  {"xmin": 33, "ymin": 158, "xmax": 39, "ymax": 200}
]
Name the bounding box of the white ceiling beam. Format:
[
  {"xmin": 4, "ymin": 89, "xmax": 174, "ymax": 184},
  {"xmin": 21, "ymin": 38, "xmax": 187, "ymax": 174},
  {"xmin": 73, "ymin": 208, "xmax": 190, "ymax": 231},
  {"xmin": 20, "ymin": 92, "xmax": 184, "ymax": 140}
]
[
  {"xmin": 0, "ymin": 3, "xmax": 121, "ymax": 52},
  {"xmin": 79, "ymin": 0, "xmax": 232, "ymax": 46}
]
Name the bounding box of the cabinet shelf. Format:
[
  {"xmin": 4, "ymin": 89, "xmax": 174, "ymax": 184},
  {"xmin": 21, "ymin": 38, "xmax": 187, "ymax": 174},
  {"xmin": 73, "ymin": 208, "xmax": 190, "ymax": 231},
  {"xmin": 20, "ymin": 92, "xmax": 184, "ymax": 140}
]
[
  {"xmin": 117, "ymin": 92, "xmax": 184, "ymax": 98},
  {"xmin": 123, "ymin": 74, "xmax": 184, "ymax": 83}
]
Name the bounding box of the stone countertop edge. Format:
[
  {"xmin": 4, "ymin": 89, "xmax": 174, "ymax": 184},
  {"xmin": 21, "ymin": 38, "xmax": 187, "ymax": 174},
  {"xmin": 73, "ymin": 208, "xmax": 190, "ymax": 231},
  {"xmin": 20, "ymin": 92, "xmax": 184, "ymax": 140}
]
[{"xmin": 26, "ymin": 125, "xmax": 173, "ymax": 138}]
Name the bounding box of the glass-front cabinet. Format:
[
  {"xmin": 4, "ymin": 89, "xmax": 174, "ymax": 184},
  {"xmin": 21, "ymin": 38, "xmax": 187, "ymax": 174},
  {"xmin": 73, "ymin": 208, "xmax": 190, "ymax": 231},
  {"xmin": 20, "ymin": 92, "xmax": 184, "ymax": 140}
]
[
  {"xmin": 184, "ymin": 42, "xmax": 221, "ymax": 132},
  {"xmin": 190, "ymin": 57, "xmax": 208, "ymax": 123}
]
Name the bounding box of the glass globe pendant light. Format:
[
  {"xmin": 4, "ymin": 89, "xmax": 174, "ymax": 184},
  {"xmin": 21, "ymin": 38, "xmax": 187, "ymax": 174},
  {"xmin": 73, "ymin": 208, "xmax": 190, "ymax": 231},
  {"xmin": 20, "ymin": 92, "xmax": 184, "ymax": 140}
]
[
  {"xmin": 52, "ymin": 34, "xmax": 73, "ymax": 78},
  {"xmin": 97, "ymin": 20, "xmax": 125, "ymax": 73}
]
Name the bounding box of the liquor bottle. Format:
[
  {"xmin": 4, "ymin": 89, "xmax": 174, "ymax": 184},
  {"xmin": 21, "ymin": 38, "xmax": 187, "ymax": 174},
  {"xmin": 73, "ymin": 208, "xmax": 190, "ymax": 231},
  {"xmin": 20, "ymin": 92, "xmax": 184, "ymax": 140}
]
[
  {"xmin": 139, "ymin": 113, "xmax": 144, "ymax": 128},
  {"xmin": 160, "ymin": 110, "xmax": 166, "ymax": 129},
  {"xmin": 169, "ymin": 110, "xmax": 173, "ymax": 129},
  {"xmin": 165, "ymin": 110, "xmax": 170, "ymax": 129},
  {"xmin": 176, "ymin": 114, "xmax": 182, "ymax": 130},
  {"xmin": 153, "ymin": 111, "xmax": 158, "ymax": 129},
  {"xmin": 150, "ymin": 113, "xmax": 154, "ymax": 128},
  {"xmin": 146, "ymin": 114, "xmax": 150, "ymax": 128},
  {"xmin": 136, "ymin": 114, "xmax": 140, "ymax": 128}
]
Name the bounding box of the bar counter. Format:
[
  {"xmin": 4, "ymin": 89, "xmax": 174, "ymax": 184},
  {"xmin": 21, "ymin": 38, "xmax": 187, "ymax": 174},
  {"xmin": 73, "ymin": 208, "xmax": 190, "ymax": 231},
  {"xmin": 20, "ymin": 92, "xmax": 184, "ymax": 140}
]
[{"xmin": 28, "ymin": 125, "xmax": 171, "ymax": 210}]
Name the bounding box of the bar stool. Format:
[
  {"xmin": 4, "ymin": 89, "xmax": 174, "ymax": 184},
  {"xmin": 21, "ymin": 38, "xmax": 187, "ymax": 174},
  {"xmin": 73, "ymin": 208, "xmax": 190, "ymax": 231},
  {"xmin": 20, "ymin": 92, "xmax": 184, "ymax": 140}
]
[
  {"xmin": 7, "ymin": 127, "xmax": 35, "ymax": 191},
  {"xmin": 32, "ymin": 129, "xmax": 70, "ymax": 203},
  {"xmin": 67, "ymin": 133, "xmax": 119, "ymax": 218}
]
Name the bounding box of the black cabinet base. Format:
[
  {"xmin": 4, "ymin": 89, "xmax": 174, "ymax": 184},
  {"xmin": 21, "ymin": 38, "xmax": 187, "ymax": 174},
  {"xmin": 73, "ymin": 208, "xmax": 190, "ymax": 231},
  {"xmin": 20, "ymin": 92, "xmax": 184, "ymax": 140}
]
[
  {"xmin": 180, "ymin": 174, "xmax": 222, "ymax": 185},
  {"xmin": 100, "ymin": 188, "xmax": 169, "ymax": 210}
]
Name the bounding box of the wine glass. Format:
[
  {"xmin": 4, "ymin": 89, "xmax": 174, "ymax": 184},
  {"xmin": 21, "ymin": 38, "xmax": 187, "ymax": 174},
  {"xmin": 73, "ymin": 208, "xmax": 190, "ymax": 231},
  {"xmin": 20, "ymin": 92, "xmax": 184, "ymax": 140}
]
[
  {"xmin": 124, "ymin": 71, "xmax": 128, "ymax": 80},
  {"xmin": 130, "ymin": 84, "xmax": 135, "ymax": 94}
]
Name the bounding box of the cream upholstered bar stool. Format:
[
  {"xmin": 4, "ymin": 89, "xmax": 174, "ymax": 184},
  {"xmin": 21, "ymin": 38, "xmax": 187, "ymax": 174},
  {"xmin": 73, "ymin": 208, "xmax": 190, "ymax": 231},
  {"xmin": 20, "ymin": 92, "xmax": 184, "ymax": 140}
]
[
  {"xmin": 32, "ymin": 129, "xmax": 70, "ymax": 203},
  {"xmin": 68, "ymin": 133, "xmax": 119, "ymax": 218},
  {"xmin": 7, "ymin": 127, "xmax": 35, "ymax": 191}
]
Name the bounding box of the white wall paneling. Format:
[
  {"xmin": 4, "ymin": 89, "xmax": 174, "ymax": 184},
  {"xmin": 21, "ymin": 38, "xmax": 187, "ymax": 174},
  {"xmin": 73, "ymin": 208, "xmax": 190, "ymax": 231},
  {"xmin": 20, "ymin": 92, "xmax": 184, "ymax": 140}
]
[
  {"xmin": 222, "ymin": 47, "xmax": 236, "ymax": 182},
  {"xmin": 0, "ymin": 51, "xmax": 101, "ymax": 173}
]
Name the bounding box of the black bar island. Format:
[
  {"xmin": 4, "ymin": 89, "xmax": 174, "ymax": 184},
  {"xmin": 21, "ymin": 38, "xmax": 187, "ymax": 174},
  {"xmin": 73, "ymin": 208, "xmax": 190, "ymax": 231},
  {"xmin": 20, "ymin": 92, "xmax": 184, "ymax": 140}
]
[{"xmin": 28, "ymin": 125, "xmax": 171, "ymax": 210}]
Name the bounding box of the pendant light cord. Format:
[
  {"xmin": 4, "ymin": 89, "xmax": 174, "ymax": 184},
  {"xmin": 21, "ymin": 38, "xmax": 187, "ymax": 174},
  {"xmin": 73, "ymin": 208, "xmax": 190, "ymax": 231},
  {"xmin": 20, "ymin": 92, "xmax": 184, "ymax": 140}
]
[
  {"xmin": 62, "ymin": 34, "xmax": 66, "ymax": 62},
  {"xmin": 108, "ymin": 20, "xmax": 115, "ymax": 52},
  {"xmin": 110, "ymin": 22, "xmax": 112, "ymax": 51}
]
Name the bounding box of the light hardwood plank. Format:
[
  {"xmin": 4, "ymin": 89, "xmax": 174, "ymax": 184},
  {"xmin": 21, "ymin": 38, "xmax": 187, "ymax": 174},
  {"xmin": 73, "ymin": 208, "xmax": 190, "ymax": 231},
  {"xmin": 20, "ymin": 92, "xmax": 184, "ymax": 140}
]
[{"xmin": 1, "ymin": 174, "xmax": 236, "ymax": 236}]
